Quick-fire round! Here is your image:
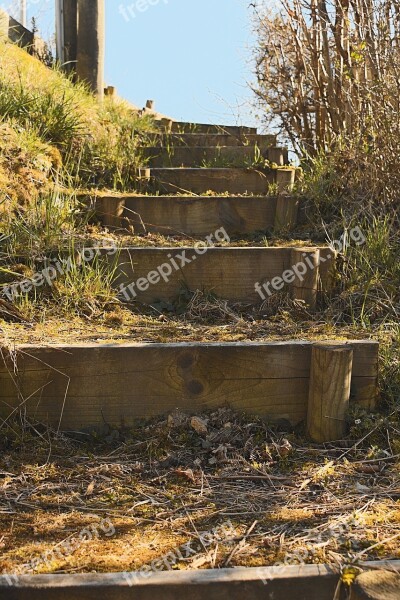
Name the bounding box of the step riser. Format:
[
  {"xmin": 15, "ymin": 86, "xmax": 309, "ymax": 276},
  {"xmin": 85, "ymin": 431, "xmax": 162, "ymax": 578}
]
[
  {"xmin": 143, "ymin": 147, "xmax": 288, "ymax": 168},
  {"xmin": 0, "ymin": 342, "xmax": 378, "ymax": 430},
  {"xmin": 95, "ymin": 196, "xmax": 300, "ymax": 236},
  {"xmin": 146, "ymin": 133, "xmax": 277, "ymax": 149},
  {"xmin": 160, "ymin": 121, "xmax": 257, "ymax": 135},
  {"xmin": 105, "ymin": 247, "xmax": 335, "ymax": 305},
  {"xmin": 150, "ymin": 168, "xmax": 295, "ymax": 194}
]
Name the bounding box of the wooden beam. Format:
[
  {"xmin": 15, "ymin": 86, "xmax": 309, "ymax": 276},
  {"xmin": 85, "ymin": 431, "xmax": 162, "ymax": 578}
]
[
  {"xmin": 0, "ymin": 341, "xmax": 378, "ymax": 430},
  {"xmin": 150, "ymin": 168, "xmax": 296, "ymax": 195},
  {"xmin": 107, "ymin": 246, "xmax": 335, "ymax": 304},
  {"xmin": 307, "ymin": 344, "xmax": 354, "ymax": 442},
  {"xmin": 147, "ymin": 133, "xmax": 276, "ymax": 149},
  {"xmin": 93, "ymin": 195, "xmax": 301, "ymax": 236},
  {"xmin": 291, "ymin": 248, "xmax": 320, "ymax": 309},
  {"xmin": 143, "ymin": 146, "xmax": 273, "ymax": 168},
  {"xmin": 1, "ymin": 562, "xmax": 398, "ymax": 600},
  {"xmin": 274, "ymin": 196, "xmax": 299, "ymax": 233},
  {"xmin": 166, "ymin": 122, "xmax": 257, "ymax": 135}
]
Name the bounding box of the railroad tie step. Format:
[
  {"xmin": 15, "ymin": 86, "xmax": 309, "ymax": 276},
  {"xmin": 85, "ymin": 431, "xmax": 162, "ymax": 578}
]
[
  {"xmin": 0, "ymin": 340, "xmax": 379, "ymax": 431},
  {"xmin": 92, "ymin": 194, "xmax": 300, "ymax": 236},
  {"xmin": 149, "ymin": 167, "xmax": 296, "ymax": 194}
]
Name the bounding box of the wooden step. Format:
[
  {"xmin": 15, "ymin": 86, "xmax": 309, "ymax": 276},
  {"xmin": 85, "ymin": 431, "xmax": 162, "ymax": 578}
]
[
  {"xmin": 2, "ymin": 562, "xmax": 398, "ymax": 600},
  {"xmin": 145, "ymin": 133, "xmax": 277, "ymax": 149},
  {"xmin": 103, "ymin": 246, "xmax": 335, "ymax": 306},
  {"xmin": 142, "ymin": 146, "xmax": 289, "ymax": 168},
  {"xmin": 94, "ymin": 194, "xmax": 300, "ymax": 236},
  {"xmin": 0, "ymin": 340, "xmax": 378, "ymax": 430},
  {"xmin": 159, "ymin": 121, "xmax": 258, "ymax": 135},
  {"xmin": 149, "ymin": 167, "xmax": 296, "ymax": 194}
]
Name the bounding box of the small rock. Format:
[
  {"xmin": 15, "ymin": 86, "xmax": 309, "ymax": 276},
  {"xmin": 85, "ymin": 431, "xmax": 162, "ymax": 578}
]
[
  {"xmin": 190, "ymin": 416, "xmax": 208, "ymax": 436},
  {"xmin": 275, "ymin": 438, "xmax": 293, "ymax": 458}
]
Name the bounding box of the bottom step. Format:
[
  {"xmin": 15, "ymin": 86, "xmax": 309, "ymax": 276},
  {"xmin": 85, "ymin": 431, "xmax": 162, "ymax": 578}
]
[
  {"xmin": 1, "ymin": 562, "xmax": 398, "ymax": 600},
  {"xmin": 0, "ymin": 341, "xmax": 378, "ymax": 431}
]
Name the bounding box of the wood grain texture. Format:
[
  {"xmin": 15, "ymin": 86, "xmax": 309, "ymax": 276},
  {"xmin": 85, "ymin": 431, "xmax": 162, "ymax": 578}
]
[
  {"xmin": 143, "ymin": 146, "xmax": 270, "ymax": 168},
  {"xmin": 150, "ymin": 168, "xmax": 295, "ymax": 195},
  {"xmin": 147, "ymin": 133, "xmax": 276, "ymax": 149},
  {"xmin": 0, "ymin": 341, "xmax": 378, "ymax": 430},
  {"xmin": 307, "ymin": 344, "xmax": 354, "ymax": 442},
  {"xmin": 275, "ymin": 196, "xmax": 300, "ymax": 232},
  {"xmin": 95, "ymin": 195, "xmax": 301, "ymax": 236},
  {"xmin": 107, "ymin": 247, "xmax": 335, "ymax": 304},
  {"xmin": 291, "ymin": 248, "xmax": 320, "ymax": 309}
]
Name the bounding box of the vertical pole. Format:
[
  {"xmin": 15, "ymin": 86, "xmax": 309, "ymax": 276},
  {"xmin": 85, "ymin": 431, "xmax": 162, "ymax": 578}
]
[
  {"xmin": 63, "ymin": 0, "xmax": 78, "ymax": 73},
  {"xmin": 20, "ymin": 0, "xmax": 27, "ymax": 28},
  {"xmin": 55, "ymin": 0, "xmax": 64, "ymax": 63},
  {"xmin": 77, "ymin": 0, "xmax": 105, "ymax": 98}
]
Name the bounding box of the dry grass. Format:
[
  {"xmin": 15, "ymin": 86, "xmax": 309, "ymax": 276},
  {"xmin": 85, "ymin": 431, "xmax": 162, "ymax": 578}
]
[{"xmin": 0, "ymin": 409, "xmax": 399, "ymax": 575}]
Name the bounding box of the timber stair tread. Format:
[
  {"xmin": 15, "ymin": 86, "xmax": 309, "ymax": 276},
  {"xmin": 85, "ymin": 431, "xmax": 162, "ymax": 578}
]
[
  {"xmin": 144, "ymin": 133, "xmax": 277, "ymax": 148},
  {"xmin": 92, "ymin": 193, "xmax": 301, "ymax": 236},
  {"xmin": 158, "ymin": 121, "xmax": 258, "ymax": 135},
  {"xmin": 148, "ymin": 166, "xmax": 296, "ymax": 194},
  {"xmin": 142, "ymin": 145, "xmax": 289, "ymax": 168}
]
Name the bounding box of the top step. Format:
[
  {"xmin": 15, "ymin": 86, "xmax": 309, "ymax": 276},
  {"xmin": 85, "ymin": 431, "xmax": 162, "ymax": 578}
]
[{"xmin": 158, "ymin": 120, "xmax": 258, "ymax": 136}]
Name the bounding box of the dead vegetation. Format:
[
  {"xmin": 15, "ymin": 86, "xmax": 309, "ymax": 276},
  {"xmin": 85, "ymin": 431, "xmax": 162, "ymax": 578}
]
[{"xmin": 0, "ymin": 409, "xmax": 399, "ymax": 575}]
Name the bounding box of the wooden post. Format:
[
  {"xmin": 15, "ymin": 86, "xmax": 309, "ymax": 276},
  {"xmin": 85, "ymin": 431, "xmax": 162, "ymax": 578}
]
[
  {"xmin": 274, "ymin": 196, "xmax": 299, "ymax": 232},
  {"xmin": 267, "ymin": 147, "xmax": 289, "ymax": 166},
  {"xmin": 77, "ymin": 0, "xmax": 105, "ymax": 98},
  {"xmin": 275, "ymin": 168, "xmax": 295, "ymax": 192},
  {"xmin": 350, "ymin": 570, "xmax": 400, "ymax": 600},
  {"xmin": 307, "ymin": 344, "xmax": 353, "ymax": 443},
  {"xmin": 290, "ymin": 248, "xmax": 320, "ymax": 309},
  {"xmin": 63, "ymin": 0, "xmax": 78, "ymax": 74}
]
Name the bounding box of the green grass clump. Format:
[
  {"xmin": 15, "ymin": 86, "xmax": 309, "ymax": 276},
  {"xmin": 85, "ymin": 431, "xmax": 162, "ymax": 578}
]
[{"xmin": 0, "ymin": 39, "xmax": 155, "ymax": 200}]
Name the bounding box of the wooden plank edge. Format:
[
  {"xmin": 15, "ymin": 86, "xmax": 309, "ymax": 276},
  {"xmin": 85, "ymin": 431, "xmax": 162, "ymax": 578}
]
[{"xmin": 1, "ymin": 561, "xmax": 399, "ymax": 600}]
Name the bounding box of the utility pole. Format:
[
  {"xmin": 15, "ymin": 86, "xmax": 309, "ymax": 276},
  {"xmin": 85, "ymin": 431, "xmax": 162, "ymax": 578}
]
[
  {"xmin": 56, "ymin": 0, "xmax": 104, "ymax": 98},
  {"xmin": 55, "ymin": 0, "xmax": 78, "ymax": 72},
  {"xmin": 77, "ymin": 0, "xmax": 105, "ymax": 99},
  {"xmin": 55, "ymin": 0, "xmax": 64, "ymax": 63}
]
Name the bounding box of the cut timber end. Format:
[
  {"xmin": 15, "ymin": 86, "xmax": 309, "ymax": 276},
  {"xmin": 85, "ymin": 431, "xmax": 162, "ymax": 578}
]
[
  {"xmin": 0, "ymin": 341, "xmax": 379, "ymax": 431},
  {"xmin": 351, "ymin": 570, "xmax": 400, "ymax": 600},
  {"xmin": 276, "ymin": 169, "xmax": 296, "ymax": 192},
  {"xmin": 291, "ymin": 248, "xmax": 320, "ymax": 310},
  {"xmin": 307, "ymin": 344, "xmax": 354, "ymax": 443}
]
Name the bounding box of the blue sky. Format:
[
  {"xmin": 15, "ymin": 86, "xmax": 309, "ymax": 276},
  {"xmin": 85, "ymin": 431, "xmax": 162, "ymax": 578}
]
[{"xmin": 8, "ymin": 0, "xmax": 259, "ymax": 126}]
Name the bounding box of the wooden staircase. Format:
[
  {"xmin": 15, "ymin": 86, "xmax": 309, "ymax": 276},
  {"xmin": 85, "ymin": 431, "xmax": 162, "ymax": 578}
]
[{"xmin": 0, "ymin": 120, "xmax": 379, "ymax": 442}]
